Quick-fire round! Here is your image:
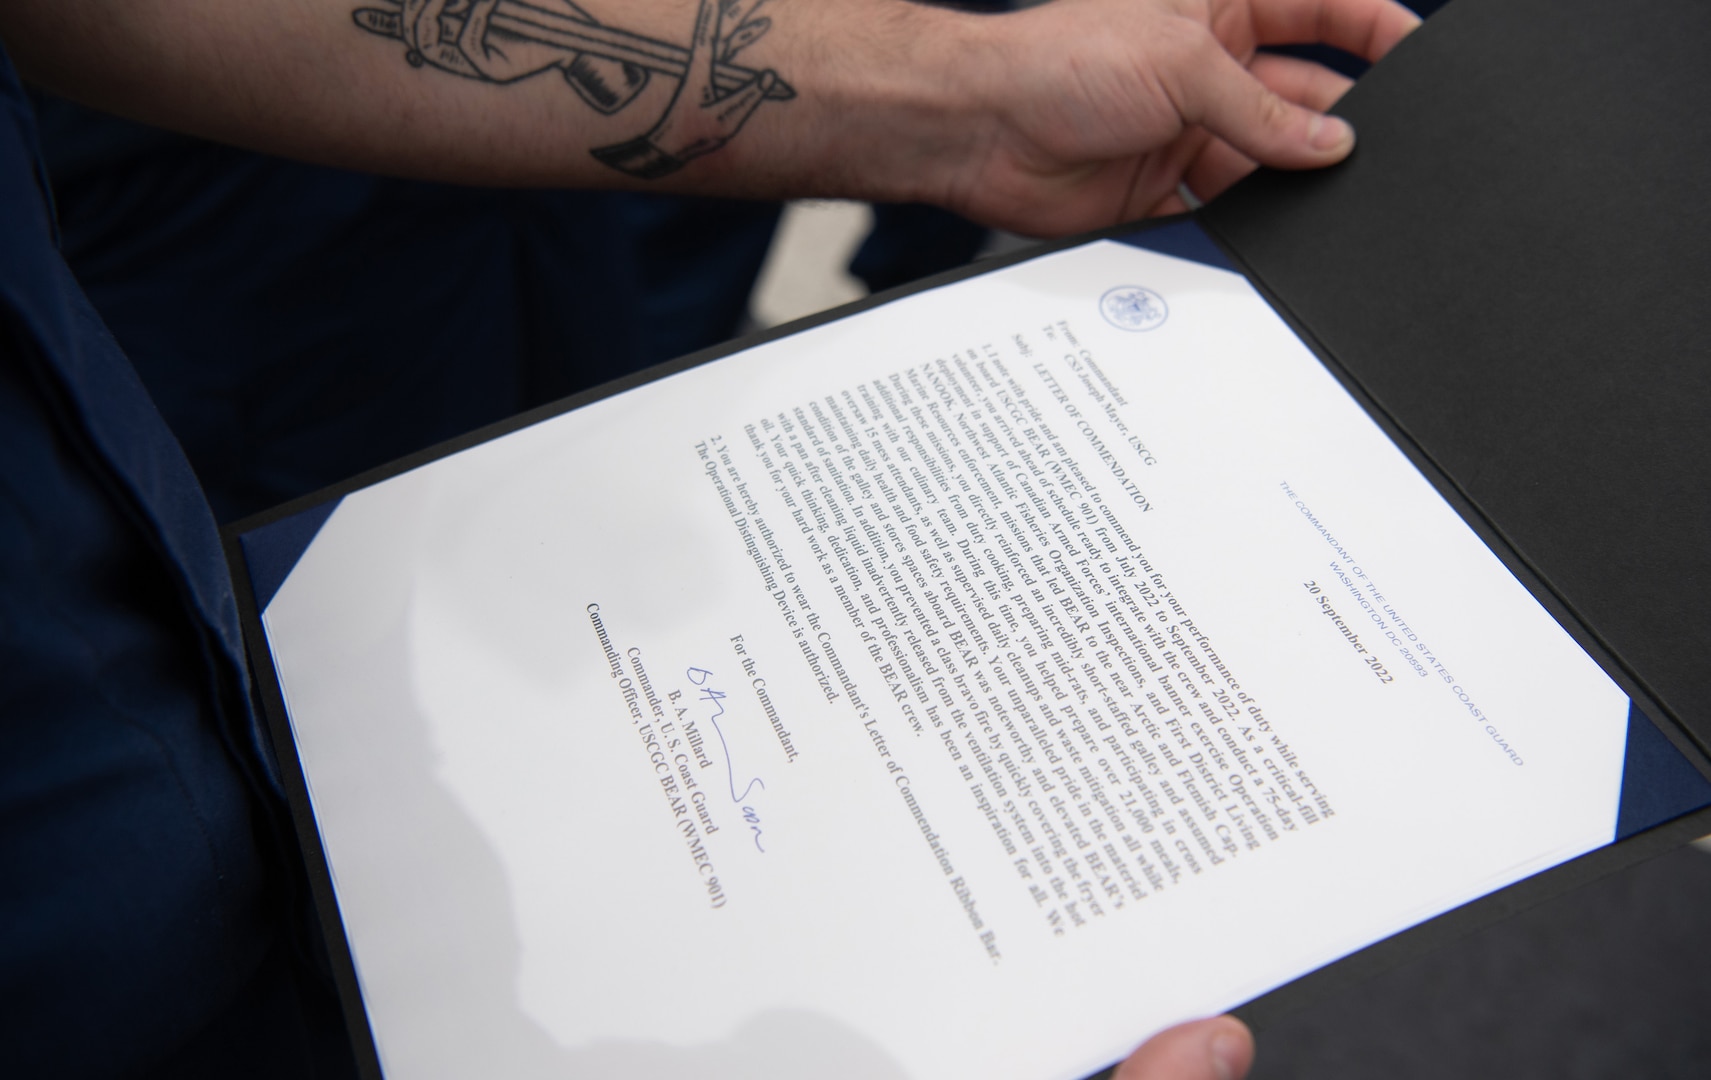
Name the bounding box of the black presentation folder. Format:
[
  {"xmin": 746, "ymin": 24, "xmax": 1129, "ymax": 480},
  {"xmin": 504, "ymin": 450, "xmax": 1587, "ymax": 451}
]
[
  {"xmin": 1204, "ymin": 0, "xmax": 1711, "ymax": 762},
  {"xmin": 1172, "ymin": 0, "xmax": 1711, "ymax": 1029},
  {"xmin": 228, "ymin": 0, "xmax": 1711, "ymax": 1074}
]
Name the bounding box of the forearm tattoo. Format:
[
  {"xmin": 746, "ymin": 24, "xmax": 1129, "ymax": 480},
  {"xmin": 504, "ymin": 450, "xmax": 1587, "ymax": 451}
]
[{"xmin": 353, "ymin": 0, "xmax": 794, "ymax": 178}]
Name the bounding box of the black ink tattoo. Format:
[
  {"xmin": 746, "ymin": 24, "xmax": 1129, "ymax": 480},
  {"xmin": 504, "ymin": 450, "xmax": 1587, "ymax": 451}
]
[{"xmin": 353, "ymin": 0, "xmax": 794, "ymax": 178}]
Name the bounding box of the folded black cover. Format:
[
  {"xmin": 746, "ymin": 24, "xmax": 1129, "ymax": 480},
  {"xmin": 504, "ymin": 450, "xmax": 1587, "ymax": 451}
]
[{"xmin": 1204, "ymin": 0, "xmax": 1711, "ymax": 754}]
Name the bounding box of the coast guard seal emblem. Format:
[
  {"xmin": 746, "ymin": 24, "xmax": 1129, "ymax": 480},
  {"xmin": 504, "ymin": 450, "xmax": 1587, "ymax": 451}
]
[{"xmin": 1100, "ymin": 286, "xmax": 1168, "ymax": 332}]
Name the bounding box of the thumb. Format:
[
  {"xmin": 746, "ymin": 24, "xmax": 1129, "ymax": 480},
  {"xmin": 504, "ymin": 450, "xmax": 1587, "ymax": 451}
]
[
  {"xmin": 1178, "ymin": 44, "xmax": 1356, "ymax": 169},
  {"xmin": 1114, "ymin": 1016, "xmax": 1255, "ymax": 1080}
]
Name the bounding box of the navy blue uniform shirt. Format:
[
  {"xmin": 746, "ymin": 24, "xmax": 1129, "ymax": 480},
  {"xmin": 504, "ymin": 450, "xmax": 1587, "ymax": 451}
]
[{"xmin": 0, "ymin": 44, "xmax": 352, "ymax": 1078}]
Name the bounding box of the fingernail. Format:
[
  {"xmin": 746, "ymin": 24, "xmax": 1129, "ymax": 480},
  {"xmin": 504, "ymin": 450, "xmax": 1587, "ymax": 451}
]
[
  {"xmin": 1310, "ymin": 114, "xmax": 1355, "ymax": 153},
  {"xmin": 1211, "ymin": 1031, "xmax": 1247, "ymax": 1080}
]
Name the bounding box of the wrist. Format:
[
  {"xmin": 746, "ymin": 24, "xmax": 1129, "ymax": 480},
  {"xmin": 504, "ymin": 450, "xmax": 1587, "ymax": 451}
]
[{"xmin": 746, "ymin": 0, "xmax": 999, "ymax": 205}]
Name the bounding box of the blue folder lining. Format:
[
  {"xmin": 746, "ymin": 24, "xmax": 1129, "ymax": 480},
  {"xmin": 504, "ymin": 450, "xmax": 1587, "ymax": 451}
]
[
  {"xmin": 1616, "ymin": 701, "xmax": 1711, "ymax": 840},
  {"xmin": 1115, "ymin": 219, "xmax": 1237, "ymax": 273},
  {"xmin": 239, "ymin": 499, "xmax": 342, "ymax": 614}
]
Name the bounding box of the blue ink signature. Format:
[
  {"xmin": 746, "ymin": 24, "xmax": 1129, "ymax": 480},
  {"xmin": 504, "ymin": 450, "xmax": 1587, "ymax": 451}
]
[
  {"xmin": 742, "ymin": 806, "xmax": 765, "ymax": 853},
  {"xmin": 687, "ymin": 666, "xmax": 766, "ymax": 853}
]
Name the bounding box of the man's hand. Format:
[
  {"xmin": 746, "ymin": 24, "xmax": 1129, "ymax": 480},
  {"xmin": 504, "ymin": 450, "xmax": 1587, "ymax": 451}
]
[
  {"xmin": 1116, "ymin": 1016, "xmax": 1256, "ymax": 1080},
  {"xmin": 922, "ymin": 0, "xmax": 1421, "ymax": 235}
]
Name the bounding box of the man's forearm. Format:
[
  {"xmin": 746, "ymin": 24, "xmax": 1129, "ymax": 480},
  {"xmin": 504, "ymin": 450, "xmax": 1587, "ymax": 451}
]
[{"xmin": 1, "ymin": 0, "xmax": 970, "ymax": 201}]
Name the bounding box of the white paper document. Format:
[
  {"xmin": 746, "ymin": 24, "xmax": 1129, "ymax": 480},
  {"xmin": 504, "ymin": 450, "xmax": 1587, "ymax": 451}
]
[{"xmin": 259, "ymin": 239, "xmax": 1630, "ymax": 1080}]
